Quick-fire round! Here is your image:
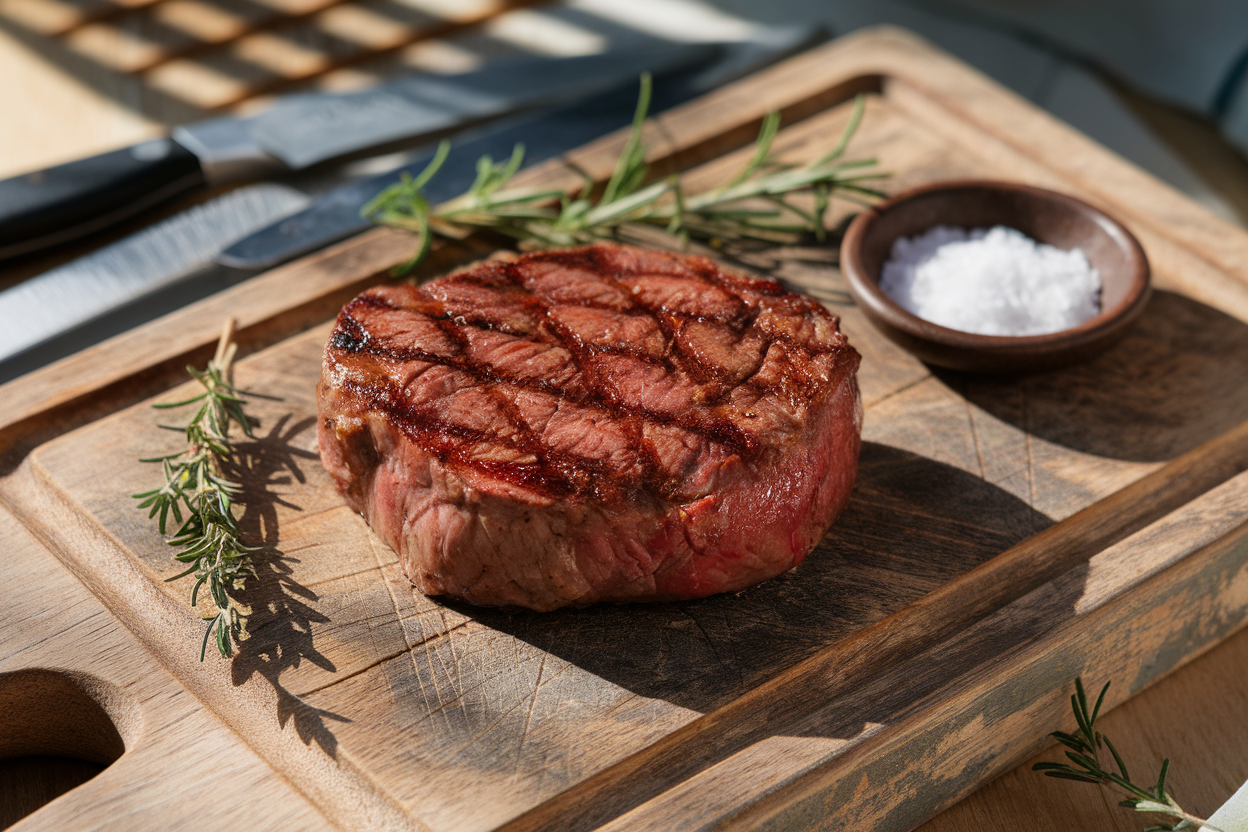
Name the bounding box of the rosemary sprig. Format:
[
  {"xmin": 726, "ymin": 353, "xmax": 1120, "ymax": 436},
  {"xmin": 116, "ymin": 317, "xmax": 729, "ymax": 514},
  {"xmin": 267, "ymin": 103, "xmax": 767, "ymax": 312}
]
[
  {"xmin": 1033, "ymin": 678, "xmax": 1218, "ymax": 832},
  {"xmin": 133, "ymin": 319, "xmax": 258, "ymax": 661},
  {"xmin": 362, "ymin": 73, "xmax": 886, "ymax": 272}
]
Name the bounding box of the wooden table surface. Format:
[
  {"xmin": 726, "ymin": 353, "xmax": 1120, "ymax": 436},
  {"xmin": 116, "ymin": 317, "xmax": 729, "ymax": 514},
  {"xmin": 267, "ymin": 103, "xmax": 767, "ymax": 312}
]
[{"xmin": 4, "ymin": 5, "xmax": 1248, "ymax": 829}]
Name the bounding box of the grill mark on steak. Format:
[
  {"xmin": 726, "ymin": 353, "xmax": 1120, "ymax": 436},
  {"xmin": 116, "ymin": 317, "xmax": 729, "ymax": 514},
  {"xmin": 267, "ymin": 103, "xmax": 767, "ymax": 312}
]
[
  {"xmin": 518, "ymin": 251, "xmax": 761, "ymax": 392},
  {"xmin": 489, "ymin": 262, "xmax": 686, "ymax": 499},
  {"xmin": 435, "ymin": 315, "xmax": 643, "ymax": 501},
  {"xmin": 326, "ymin": 245, "xmax": 852, "ymax": 500},
  {"xmin": 336, "ymin": 308, "xmax": 760, "ymax": 449},
  {"xmin": 330, "ymin": 310, "xmax": 370, "ymax": 352},
  {"xmin": 340, "ymin": 376, "xmax": 633, "ymax": 500}
]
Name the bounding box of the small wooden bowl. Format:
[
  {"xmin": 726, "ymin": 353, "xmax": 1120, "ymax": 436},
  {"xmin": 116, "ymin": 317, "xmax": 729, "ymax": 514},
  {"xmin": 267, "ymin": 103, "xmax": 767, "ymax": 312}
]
[{"xmin": 840, "ymin": 180, "xmax": 1151, "ymax": 374}]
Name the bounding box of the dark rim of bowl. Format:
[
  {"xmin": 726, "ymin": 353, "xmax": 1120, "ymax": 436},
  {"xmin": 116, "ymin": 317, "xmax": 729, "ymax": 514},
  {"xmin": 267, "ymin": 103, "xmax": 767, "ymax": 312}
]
[{"xmin": 840, "ymin": 179, "xmax": 1151, "ymax": 348}]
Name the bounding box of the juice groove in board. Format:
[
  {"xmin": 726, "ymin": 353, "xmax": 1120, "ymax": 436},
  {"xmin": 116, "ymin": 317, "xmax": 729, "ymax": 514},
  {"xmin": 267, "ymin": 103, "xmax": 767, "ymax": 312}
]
[{"xmin": 495, "ymin": 419, "xmax": 1248, "ymax": 832}]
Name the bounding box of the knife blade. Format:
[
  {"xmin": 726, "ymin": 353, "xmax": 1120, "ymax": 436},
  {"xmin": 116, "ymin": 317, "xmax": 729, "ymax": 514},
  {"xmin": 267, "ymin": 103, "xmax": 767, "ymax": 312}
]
[
  {"xmin": 0, "ymin": 43, "xmax": 713, "ymax": 262},
  {"xmin": 0, "ymin": 184, "xmax": 310, "ymax": 377}
]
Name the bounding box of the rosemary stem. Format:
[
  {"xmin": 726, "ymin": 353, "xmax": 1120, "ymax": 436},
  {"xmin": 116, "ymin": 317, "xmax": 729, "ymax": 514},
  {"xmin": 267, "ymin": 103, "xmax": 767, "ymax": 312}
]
[
  {"xmin": 214, "ymin": 317, "xmax": 236, "ymax": 369},
  {"xmin": 134, "ymin": 316, "xmax": 258, "ymax": 660}
]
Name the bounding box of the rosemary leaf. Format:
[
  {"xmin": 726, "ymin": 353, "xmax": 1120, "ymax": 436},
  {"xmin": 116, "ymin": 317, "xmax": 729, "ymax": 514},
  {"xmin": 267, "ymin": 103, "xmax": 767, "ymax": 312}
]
[
  {"xmin": 599, "ymin": 72, "xmax": 653, "ymax": 205},
  {"xmin": 1105, "ymin": 735, "xmax": 1132, "ymax": 782},
  {"xmin": 133, "ymin": 318, "xmax": 258, "ymax": 660},
  {"xmin": 1033, "ymin": 677, "xmax": 1221, "ymax": 832},
  {"xmin": 1044, "ymin": 770, "xmax": 1106, "ymax": 784}
]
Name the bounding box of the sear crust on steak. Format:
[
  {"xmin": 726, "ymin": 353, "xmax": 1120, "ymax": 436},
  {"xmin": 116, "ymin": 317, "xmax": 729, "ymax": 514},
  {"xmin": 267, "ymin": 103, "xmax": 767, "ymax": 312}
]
[{"xmin": 317, "ymin": 243, "xmax": 862, "ymax": 611}]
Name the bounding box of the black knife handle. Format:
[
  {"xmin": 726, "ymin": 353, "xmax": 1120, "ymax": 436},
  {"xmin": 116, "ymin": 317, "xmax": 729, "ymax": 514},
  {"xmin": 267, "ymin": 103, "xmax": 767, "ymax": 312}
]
[{"xmin": 0, "ymin": 138, "xmax": 206, "ymax": 261}]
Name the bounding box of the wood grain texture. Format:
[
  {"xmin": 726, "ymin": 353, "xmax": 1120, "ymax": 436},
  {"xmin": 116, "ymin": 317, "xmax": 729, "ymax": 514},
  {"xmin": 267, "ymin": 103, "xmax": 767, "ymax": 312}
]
[
  {"xmin": 0, "ymin": 758, "xmax": 105, "ymax": 829},
  {"xmin": 5, "ymin": 26, "xmax": 1248, "ymax": 832},
  {"xmin": 0, "ymin": 505, "xmax": 337, "ymax": 832}
]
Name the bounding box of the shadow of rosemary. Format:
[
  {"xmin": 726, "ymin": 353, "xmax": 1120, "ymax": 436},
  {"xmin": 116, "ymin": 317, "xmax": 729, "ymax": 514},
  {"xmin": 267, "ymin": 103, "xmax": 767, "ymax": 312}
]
[{"xmin": 222, "ymin": 413, "xmax": 350, "ymax": 757}]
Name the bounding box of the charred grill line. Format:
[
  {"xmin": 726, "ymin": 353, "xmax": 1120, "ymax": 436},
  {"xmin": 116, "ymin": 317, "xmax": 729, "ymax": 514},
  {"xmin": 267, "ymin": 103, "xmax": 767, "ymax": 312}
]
[
  {"xmin": 340, "ymin": 377, "xmax": 634, "ymax": 501},
  {"xmin": 499, "ymin": 259, "xmax": 696, "ymax": 502},
  {"xmin": 326, "ymin": 246, "xmax": 855, "ymax": 499},
  {"xmin": 438, "ymin": 311, "xmax": 597, "ymax": 498},
  {"xmin": 342, "ymin": 322, "xmax": 759, "ymax": 455}
]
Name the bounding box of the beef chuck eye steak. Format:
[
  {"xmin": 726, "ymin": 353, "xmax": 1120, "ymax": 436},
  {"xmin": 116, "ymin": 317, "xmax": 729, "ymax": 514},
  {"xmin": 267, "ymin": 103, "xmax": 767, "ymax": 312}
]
[{"xmin": 317, "ymin": 243, "xmax": 862, "ymax": 611}]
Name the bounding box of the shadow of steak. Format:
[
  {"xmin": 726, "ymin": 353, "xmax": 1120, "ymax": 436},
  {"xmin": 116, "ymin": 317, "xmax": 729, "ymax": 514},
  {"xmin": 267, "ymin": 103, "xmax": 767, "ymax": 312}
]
[{"xmin": 317, "ymin": 243, "xmax": 862, "ymax": 610}]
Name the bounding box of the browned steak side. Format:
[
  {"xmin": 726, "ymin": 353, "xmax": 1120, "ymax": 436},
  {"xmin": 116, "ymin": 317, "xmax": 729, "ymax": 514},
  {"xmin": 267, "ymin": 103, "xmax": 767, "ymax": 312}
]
[{"xmin": 317, "ymin": 243, "xmax": 862, "ymax": 610}]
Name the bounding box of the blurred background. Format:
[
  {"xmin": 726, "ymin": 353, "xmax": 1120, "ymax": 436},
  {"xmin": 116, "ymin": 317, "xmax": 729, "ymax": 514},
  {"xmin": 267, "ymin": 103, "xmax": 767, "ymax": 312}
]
[{"xmin": 4, "ymin": 0, "xmax": 1248, "ymax": 221}]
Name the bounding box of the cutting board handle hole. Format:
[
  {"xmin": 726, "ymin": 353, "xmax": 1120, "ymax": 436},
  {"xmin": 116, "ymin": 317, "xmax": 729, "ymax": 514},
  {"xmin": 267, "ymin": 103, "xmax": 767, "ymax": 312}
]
[{"xmin": 0, "ymin": 669, "xmax": 141, "ymax": 829}]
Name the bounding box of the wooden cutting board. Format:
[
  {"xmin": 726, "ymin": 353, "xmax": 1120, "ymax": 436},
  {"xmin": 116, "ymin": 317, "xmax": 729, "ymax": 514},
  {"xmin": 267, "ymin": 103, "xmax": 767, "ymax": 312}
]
[{"xmin": 5, "ymin": 26, "xmax": 1248, "ymax": 832}]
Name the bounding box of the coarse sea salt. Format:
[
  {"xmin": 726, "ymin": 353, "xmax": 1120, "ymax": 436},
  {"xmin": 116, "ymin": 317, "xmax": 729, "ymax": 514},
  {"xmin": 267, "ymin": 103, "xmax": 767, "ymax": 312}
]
[{"xmin": 879, "ymin": 225, "xmax": 1101, "ymax": 336}]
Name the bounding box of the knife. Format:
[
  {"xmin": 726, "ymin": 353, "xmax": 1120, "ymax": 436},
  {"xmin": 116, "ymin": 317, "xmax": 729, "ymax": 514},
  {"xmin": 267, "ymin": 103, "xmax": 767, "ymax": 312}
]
[{"xmin": 0, "ymin": 43, "xmax": 713, "ymax": 261}]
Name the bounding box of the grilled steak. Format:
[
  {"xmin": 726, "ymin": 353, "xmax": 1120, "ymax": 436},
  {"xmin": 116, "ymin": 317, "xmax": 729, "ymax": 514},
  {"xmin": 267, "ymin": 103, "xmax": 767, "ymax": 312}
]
[{"xmin": 317, "ymin": 243, "xmax": 862, "ymax": 610}]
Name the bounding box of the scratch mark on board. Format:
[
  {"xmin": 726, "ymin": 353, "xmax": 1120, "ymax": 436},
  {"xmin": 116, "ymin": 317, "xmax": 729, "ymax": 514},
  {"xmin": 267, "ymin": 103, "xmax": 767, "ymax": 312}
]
[
  {"xmin": 863, "ymin": 373, "xmax": 932, "ymax": 410},
  {"xmin": 684, "ymin": 610, "xmax": 745, "ymax": 690},
  {"xmin": 514, "ymin": 653, "xmax": 546, "ymax": 775},
  {"xmin": 296, "ymin": 620, "xmax": 473, "ymax": 698},
  {"xmin": 366, "ymin": 531, "xmax": 437, "ymax": 711}
]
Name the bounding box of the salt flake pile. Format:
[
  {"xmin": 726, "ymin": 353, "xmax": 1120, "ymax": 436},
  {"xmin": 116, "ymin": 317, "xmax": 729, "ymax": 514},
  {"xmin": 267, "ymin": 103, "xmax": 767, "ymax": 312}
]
[{"xmin": 879, "ymin": 225, "xmax": 1102, "ymax": 336}]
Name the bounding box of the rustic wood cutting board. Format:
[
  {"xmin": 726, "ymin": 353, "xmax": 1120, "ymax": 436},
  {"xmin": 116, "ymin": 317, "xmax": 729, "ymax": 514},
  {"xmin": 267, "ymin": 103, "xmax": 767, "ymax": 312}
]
[{"xmin": 5, "ymin": 26, "xmax": 1248, "ymax": 832}]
